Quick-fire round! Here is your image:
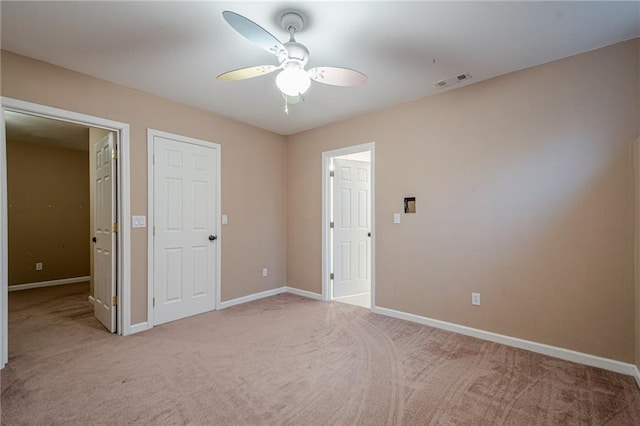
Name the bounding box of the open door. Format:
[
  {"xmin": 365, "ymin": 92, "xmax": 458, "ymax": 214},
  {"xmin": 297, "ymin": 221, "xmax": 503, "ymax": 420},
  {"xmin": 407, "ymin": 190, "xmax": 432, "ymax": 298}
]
[{"xmin": 92, "ymin": 132, "xmax": 117, "ymax": 332}]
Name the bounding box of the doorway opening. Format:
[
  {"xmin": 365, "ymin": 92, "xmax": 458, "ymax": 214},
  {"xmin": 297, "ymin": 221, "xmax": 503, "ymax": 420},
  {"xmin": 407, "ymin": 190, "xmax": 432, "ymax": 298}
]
[
  {"xmin": 0, "ymin": 97, "xmax": 131, "ymax": 369},
  {"xmin": 322, "ymin": 143, "xmax": 375, "ymax": 309},
  {"xmin": 5, "ymin": 111, "xmax": 93, "ymax": 292}
]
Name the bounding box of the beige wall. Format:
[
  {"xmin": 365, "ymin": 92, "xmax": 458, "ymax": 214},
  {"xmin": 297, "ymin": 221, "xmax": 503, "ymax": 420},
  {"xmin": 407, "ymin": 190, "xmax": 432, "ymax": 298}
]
[
  {"xmin": 7, "ymin": 139, "xmax": 90, "ymax": 285},
  {"xmin": 3, "ymin": 39, "xmax": 638, "ymax": 363},
  {"xmin": 1, "ymin": 50, "xmax": 287, "ymax": 324},
  {"xmin": 288, "ymin": 39, "xmax": 638, "ymax": 363}
]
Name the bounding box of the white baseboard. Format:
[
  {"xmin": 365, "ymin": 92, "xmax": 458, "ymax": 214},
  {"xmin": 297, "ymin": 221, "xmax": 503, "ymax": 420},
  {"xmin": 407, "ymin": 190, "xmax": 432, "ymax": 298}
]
[
  {"xmin": 219, "ymin": 286, "xmax": 287, "ymax": 309},
  {"xmin": 372, "ymin": 305, "xmax": 637, "ymax": 377},
  {"xmin": 286, "ymin": 286, "xmax": 323, "ymax": 300},
  {"xmin": 216, "ymin": 286, "xmax": 322, "ymax": 310},
  {"xmin": 8, "ymin": 276, "xmax": 90, "ymax": 292},
  {"xmin": 128, "ymin": 322, "xmax": 149, "ymax": 335},
  {"xmin": 88, "ymin": 295, "xmax": 95, "ymax": 305},
  {"xmin": 634, "ymin": 365, "xmax": 640, "ymax": 389}
]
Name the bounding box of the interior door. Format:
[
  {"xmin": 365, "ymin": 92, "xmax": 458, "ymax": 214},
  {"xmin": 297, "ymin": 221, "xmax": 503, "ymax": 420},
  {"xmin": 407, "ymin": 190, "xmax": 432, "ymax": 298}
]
[
  {"xmin": 332, "ymin": 158, "xmax": 371, "ymax": 298},
  {"xmin": 153, "ymin": 135, "xmax": 218, "ymax": 325},
  {"xmin": 93, "ymin": 132, "xmax": 117, "ymax": 332}
]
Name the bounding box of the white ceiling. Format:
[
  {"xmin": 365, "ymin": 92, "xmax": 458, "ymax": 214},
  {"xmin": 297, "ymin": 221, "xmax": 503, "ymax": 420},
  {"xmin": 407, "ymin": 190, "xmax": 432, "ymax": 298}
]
[
  {"xmin": 2, "ymin": 1, "xmax": 639, "ymax": 136},
  {"xmin": 5, "ymin": 111, "xmax": 89, "ymax": 151}
]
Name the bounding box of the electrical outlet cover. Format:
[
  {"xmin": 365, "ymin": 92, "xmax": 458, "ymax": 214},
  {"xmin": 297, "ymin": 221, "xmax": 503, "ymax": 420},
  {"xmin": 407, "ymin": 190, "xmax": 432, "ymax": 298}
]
[{"xmin": 472, "ymin": 293, "xmax": 480, "ymax": 306}]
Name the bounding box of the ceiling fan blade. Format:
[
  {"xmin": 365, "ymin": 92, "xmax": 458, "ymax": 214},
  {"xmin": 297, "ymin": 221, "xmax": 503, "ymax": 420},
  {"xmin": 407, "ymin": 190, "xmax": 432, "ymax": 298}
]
[
  {"xmin": 217, "ymin": 65, "xmax": 278, "ymax": 81},
  {"xmin": 308, "ymin": 67, "xmax": 367, "ymax": 87},
  {"xmin": 222, "ymin": 11, "xmax": 286, "ymax": 58}
]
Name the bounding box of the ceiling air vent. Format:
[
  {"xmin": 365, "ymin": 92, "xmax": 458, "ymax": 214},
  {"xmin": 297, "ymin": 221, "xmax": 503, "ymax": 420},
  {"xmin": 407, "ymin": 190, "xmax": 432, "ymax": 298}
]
[{"xmin": 434, "ymin": 72, "xmax": 472, "ymax": 89}]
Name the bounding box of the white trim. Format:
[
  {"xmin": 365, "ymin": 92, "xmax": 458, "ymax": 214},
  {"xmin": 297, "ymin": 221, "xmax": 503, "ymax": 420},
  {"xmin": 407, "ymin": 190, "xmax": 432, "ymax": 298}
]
[
  {"xmin": 129, "ymin": 322, "xmax": 150, "ymax": 335},
  {"xmin": 118, "ymin": 124, "xmax": 132, "ymax": 336},
  {"xmin": 0, "ymin": 97, "xmax": 131, "ymax": 367},
  {"xmin": 322, "ymin": 142, "xmax": 376, "ymax": 307},
  {"xmin": 0, "ymin": 110, "xmax": 7, "ymax": 368},
  {"xmin": 147, "ymin": 129, "xmax": 222, "ymax": 329},
  {"xmin": 146, "ymin": 132, "xmax": 155, "ymax": 328},
  {"xmin": 372, "ymin": 305, "xmax": 637, "ymax": 377},
  {"xmin": 219, "ymin": 286, "xmax": 287, "ymax": 309},
  {"xmin": 8, "ymin": 276, "xmax": 90, "ymax": 292},
  {"xmin": 286, "ymin": 286, "xmax": 323, "ymax": 300},
  {"xmin": 634, "ymin": 137, "xmax": 640, "ymax": 390}
]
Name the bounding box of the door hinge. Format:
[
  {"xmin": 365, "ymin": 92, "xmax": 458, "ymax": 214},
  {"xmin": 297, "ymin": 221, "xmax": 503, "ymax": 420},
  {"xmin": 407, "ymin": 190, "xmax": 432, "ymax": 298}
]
[
  {"xmin": 112, "ymin": 296, "xmax": 118, "ymax": 306},
  {"xmin": 330, "ymin": 273, "xmax": 334, "ymax": 280},
  {"xmin": 153, "ymin": 226, "xmax": 156, "ymax": 236},
  {"xmin": 112, "ymin": 222, "xmax": 119, "ymax": 233},
  {"xmin": 330, "ymin": 170, "xmax": 334, "ymax": 177},
  {"xmin": 330, "ymin": 221, "xmax": 334, "ymax": 229},
  {"xmin": 153, "ymin": 297, "xmax": 155, "ymax": 307},
  {"xmin": 112, "ymin": 147, "xmax": 118, "ymax": 159}
]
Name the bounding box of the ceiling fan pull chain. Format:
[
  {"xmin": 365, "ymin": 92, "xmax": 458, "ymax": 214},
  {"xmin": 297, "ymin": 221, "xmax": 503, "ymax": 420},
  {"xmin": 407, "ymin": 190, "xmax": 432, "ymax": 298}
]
[{"xmin": 284, "ymin": 96, "xmax": 289, "ymax": 115}]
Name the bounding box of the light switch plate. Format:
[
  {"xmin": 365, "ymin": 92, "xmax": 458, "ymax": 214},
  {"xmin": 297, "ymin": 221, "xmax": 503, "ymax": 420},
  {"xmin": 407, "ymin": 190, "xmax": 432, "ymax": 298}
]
[
  {"xmin": 393, "ymin": 213, "xmax": 401, "ymax": 224},
  {"xmin": 222, "ymin": 214, "xmax": 228, "ymax": 225},
  {"xmin": 132, "ymin": 215, "xmax": 146, "ymax": 228}
]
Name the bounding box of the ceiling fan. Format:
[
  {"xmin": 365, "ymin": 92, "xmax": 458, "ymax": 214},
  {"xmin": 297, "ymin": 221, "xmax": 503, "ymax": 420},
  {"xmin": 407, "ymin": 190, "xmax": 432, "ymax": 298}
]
[{"xmin": 217, "ymin": 11, "xmax": 367, "ymax": 111}]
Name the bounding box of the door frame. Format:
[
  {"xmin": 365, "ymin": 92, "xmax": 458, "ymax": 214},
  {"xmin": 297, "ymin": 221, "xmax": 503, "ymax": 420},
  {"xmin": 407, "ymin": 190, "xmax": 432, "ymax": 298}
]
[
  {"xmin": 321, "ymin": 142, "xmax": 375, "ymax": 306},
  {"xmin": 0, "ymin": 97, "xmax": 132, "ymax": 368},
  {"xmin": 146, "ymin": 128, "xmax": 222, "ymax": 329}
]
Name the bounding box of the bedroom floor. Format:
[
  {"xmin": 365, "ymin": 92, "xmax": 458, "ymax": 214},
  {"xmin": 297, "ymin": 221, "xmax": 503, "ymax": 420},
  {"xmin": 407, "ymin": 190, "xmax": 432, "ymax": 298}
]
[{"xmin": 2, "ymin": 283, "xmax": 640, "ymax": 424}]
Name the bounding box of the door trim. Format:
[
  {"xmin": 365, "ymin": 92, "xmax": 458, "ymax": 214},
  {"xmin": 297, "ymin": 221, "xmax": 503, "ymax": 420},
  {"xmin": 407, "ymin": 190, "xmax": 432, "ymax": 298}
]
[
  {"xmin": 321, "ymin": 142, "xmax": 375, "ymax": 307},
  {"xmin": 146, "ymin": 128, "xmax": 222, "ymax": 329},
  {"xmin": 0, "ymin": 97, "xmax": 132, "ymax": 368}
]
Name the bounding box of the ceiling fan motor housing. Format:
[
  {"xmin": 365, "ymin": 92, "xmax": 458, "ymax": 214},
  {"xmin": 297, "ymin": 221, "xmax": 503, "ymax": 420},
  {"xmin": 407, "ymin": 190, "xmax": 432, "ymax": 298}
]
[{"xmin": 282, "ymin": 41, "xmax": 309, "ymax": 67}]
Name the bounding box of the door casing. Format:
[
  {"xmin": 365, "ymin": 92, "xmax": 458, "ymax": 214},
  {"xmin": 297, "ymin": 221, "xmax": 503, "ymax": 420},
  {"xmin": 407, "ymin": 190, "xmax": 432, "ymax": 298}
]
[
  {"xmin": 0, "ymin": 97, "xmax": 132, "ymax": 368},
  {"xmin": 322, "ymin": 142, "xmax": 375, "ymax": 306},
  {"xmin": 146, "ymin": 128, "xmax": 222, "ymax": 329}
]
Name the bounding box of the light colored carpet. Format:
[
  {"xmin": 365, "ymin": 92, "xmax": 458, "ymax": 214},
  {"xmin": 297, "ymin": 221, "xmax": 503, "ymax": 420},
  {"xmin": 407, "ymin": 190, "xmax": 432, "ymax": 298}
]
[
  {"xmin": 334, "ymin": 292, "xmax": 371, "ymax": 309},
  {"xmin": 2, "ymin": 283, "xmax": 640, "ymax": 425}
]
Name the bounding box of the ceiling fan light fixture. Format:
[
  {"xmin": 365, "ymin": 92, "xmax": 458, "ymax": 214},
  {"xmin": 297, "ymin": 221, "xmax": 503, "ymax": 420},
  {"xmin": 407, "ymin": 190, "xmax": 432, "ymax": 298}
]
[
  {"xmin": 220, "ymin": 10, "xmax": 367, "ymax": 105},
  {"xmin": 276, "ymin": 67, "xmax": 311, "ymax": 97}
]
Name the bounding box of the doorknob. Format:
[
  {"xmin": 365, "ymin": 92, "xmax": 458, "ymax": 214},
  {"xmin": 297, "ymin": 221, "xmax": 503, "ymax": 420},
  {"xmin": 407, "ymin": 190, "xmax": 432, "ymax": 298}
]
[
  {"xmin": 209, "ymin": 235, "xmax": 217, "ymax": 242},
  {"xmin": 92, "ymin": 236, "xmax": 97, "ymax": 243}
]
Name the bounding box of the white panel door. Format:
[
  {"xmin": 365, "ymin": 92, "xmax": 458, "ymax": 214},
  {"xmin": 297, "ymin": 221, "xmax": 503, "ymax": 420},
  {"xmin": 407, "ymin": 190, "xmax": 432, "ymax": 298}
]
[
  {"xmin": 93, "ymin": 133, "xmax": 117, "ymax": 332},
  {"xmin": 333, "ymin": 159, "xmax": 371, "ymax": 298},
  {"xmin": 153, "ymin": 135, "xmax": 217, "ymax": 325}
]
